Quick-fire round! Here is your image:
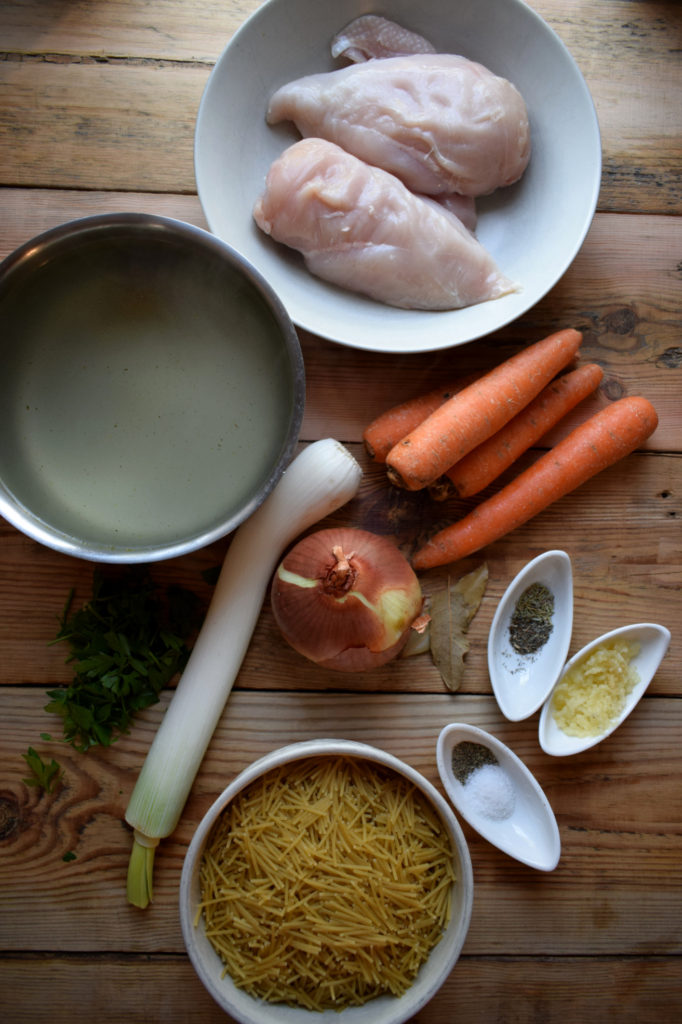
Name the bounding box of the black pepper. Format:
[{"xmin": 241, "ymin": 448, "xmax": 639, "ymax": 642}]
[
  {"xmin": 509, "ymin": 581, "xmax": 555, "ymax": 655},
  {"xmin": 451, "ymin": 741, "xmax": 498, "ymax": 784}
]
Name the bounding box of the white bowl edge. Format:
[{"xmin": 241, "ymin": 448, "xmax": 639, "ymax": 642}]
[
  {"xmin": 180, "ymin": 738, "xmax": 474, "ymax": 1024},
  {"xmin": 194, "ymin": 0, "xmax": 601, "ymax": 353}
]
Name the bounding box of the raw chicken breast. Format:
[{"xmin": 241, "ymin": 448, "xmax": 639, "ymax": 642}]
[
  {"xmin": 432, "ymin": 193, "xmax": 478, "ymax": 233},
  {"xmin": 252, "ymin": 138, "xmax": 516, "ymax": 311},
  {"xmin": 266, "ymin": 53, "xmax": 530, "ymax": 197},
  {"xmin": 331, "ymin": 15, "xmax": 436, "ymax": 62}
]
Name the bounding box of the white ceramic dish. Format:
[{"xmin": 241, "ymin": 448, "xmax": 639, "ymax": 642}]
[
  {"xmin": 538, "ymin": 623, "xmax": 671, "ymax": 757},
  {"xmin": 180, "ymin": 738, "xmax": 474, "ymax": 1024},
  {"xmin": 195, "ymin": 0, "xmax": 601, "ymax": 353},
  {"xmin": 437, "ymin": 723, "xmax": 560, "ymax": 872},
  {"xmin": 488, "ymin": 551, "xmax": 573, "ymax": 721}
]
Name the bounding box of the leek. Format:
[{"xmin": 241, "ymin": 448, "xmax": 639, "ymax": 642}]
[{"xmin": 124, "ymin": 439, "xmax": 362, "ymax": 907}]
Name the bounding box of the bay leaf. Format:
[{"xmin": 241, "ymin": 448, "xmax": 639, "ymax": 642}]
[{"xmin": 429, "ymin": 563, "xmax": 488, "ymax": 691}]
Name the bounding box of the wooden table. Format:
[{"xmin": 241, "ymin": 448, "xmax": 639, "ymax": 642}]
[{"xmin": 1, "ymin": 2, "xmax": 680, "ymax": 1020}]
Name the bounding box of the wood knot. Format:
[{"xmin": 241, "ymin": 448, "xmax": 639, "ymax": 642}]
[
  {"xmin": 0, "ymin": 796, "xmax": 21, "ymax": 840},
  {"xmin": 602, "ymin": 375, "xmax": 625, "ymax": 400},
  {"xmin": 603, "ymin": 307, "xmax": 638, "ymax": 335},
  {"xmin": 656, "ymin": 347, "xmax": 682, "ymax": 370}
]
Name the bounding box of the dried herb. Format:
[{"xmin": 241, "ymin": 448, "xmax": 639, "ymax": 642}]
[
  {"xmin": 429, "ymin": 563, "xmax": 488, "ymax": 691},
  {"xmin": 509, "ymin": 581, "xmax": 555, "ymax": 655},
  {"xmin": 45, "ymin": 569, "xmax": 203, "ymax": 752},
  {"xmin": 451, "ymin": 741, "xmax": 498, "ymax": 784},
  {"xmin": 22, "ymin": 746, "xmax": 63, "ymax": 794}
]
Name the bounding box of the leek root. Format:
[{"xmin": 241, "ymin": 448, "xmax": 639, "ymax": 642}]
[{"xmin": 124, "ymin": 440, "xmax": 362, "ymax": 907}]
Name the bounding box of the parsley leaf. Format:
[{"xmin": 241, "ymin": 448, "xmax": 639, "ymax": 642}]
[
  {"xmin": 22, "ymin": 746, "xmax": 63, "ymax": 794},
  {"xmin": 45, "ymin": 569, "xmax": 202, "ymax": 752}
]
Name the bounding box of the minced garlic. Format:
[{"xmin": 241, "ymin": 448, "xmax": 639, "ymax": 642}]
[{"xmin": 551, "ymin": 638, "xmax": 641, "ymax": 737}]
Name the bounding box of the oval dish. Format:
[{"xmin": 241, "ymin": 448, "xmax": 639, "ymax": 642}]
[
  {"xmin": 437, "ymin": 723, "xmax": 560, "ymax": 872},
  {"xmin": 538, "ymin": 623, "xmax": 671, "ymax": 756},
  {"xmin": 488, "ymin": 551, "xmax": 573, "ymax": 721}
]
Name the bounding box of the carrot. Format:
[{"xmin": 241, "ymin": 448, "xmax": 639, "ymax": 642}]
[
  {"xmin": 385, "ymin": 328, "xmax": 583, "ymax": 491},
  {"xmin": 412, "ymin": 395, "xmax": 658, "ymax": 570},
  {"xmin": 431, "ymin": 363, "xmax": 604, "ymax": 500},
  {"xmin": 363, "ymin": 374, "xmax": 478, "ymax": 462}
]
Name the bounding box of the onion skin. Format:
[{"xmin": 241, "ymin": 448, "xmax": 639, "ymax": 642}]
[{"xmin": 271, "ymin": 527, "xmax": 423, "ymax": 671}]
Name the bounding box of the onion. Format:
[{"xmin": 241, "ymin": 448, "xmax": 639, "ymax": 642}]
[{"xmin": 271, "ymin": 527, "xmax": 423, "ymax": 671}]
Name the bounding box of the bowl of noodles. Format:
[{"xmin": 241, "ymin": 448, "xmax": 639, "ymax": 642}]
[{"xmin": 180, "ymin": 739, "xmax": 474, "ymax": 1023}]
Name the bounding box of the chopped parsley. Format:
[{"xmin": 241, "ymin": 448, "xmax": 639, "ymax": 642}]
[{"xmin": 44, "ymin": 569, "xmax": 203, "ymax": 752}]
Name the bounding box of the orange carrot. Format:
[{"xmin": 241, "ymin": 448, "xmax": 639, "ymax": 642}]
[
  {"xmin": 385, "ymin": 328, "xmax": 583, "ymax": 491},
  {"xmin": 431, "ymin": 362, "xmax": 604, "ymax": 500},
  {"xmin": 412, "ymin": 395, "xmax": 658, "ymax": 570},
  {"xmin": 363, "ymin": 375, "xmax": 478, "ymax": 462}
]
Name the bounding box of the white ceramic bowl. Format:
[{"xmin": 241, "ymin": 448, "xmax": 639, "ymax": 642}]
[
  {"xmin": 437, "ymin": 723, "xmax": 560, "ymax": 872},
  {"xmin": 195, "ymin": 0, "xmax": 601, "ymax": 353},
  {"xmin": 0, "ymin": 214, "xmax": 304, "ymax": 562},
  {"xmin": 538, "ymin": 623, "xmax": 671, "ymax": 756},
  {"xmin": 180, "ymin": 739, "xmax": 473, "ymax": 1024},
  {"xmin": 488, "ymin": 551, "xmax": 573, "ymax": 721}
]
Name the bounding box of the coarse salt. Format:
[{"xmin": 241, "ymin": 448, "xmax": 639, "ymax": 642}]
[{"xmin": 464, "ymin": 762, "xmax": 516, "ymax": 821}]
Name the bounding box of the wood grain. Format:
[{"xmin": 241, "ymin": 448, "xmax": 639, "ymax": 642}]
[
  {"xmin": 0, "ymin": 444, "xmax": 679, "ymax": 693},
  {"xmin": 0, "ymin": 2, "xmax": 680, "ymax": 1020},
  {"xmin": 1, "ymin": 0, "xmax": 258, "ymax": 61},
  {"xmin": 1, "ymin": 194, "xmax": 679, "ymax": 449},
  {"xmin": 2, "ymin": 691, "xmax": 680, "ymax": 955},
  {"xmin": 1, "ymin": 1, "xmax": 680, "ymax": 208},
  {"xmin": 2, "ymin": 955, "xmax": 680, "ymax": 1024},
  {"xmin": 0, "ymin": 60, "xmax": 205, "ymax": 192}
]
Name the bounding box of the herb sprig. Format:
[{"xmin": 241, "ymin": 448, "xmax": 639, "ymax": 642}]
[
  {"xmin": 22, "ymin": 745, "xmax": 63, "ymax": 794},
  {"xmin": 45, "ymin": 570, "xmax": 202, "ymax": 752}
]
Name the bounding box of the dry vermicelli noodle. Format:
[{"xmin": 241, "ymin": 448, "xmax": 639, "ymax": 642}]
[{"xmin": 196, "ymin": 755, "xmax": 456, "ymax": 1011}]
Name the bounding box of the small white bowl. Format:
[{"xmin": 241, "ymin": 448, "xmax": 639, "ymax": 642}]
[
  {"xmin": 437, "ymin": 723, "xmax": 560, "ymax": 872},
  {"xmin": 488, "ymin": 551, "xmax": 573, "ymax": 721},
  {"xmin": 180, "ymin": 739, "xmax": 473, "ymax": 1024},
  {"xmin": 195, "ymin": 0, "xmax": 601, "ymax": 353},
  {"xmin": 538, "ymin": 623, "xmax": 671, "ymax": 757}
]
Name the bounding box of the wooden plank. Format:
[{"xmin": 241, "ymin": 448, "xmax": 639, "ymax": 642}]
[
  {"xmin": 0, "ymin": 60, "xmax": 206, "ymax": 192},
  {"xmin": 547, "ymin": 2, "xmax": 682, "ymax": 214},
  {"xmin": 0, "ymin": 191, "xmax": 680, "ymax": 452},
  {"xmin": 1, "ymin": 2, "xmax": 680, "ymax": 209},
  {"xmin": 299, "ymin": 211, "xmax": 682, "ymax": 452},
  {"xmin": 1, "ymin": 0, "xmax": 261, "ymax": 61},
  {"xmin": 1, "ymin": 3, "xmax": 680, "ymax": 1019},
  {"xmin": 0, "ymin": 188, "xmax": 208, "ymax": 245},
  {"xmin": 1, "ymin": 954, "xmax": 681, "ymax": 1023},
  {"xmin": 1, "ymin": 690, "xmax": 681, "ymax": 955},
  {"xmin": 0, "ymin": 444, "xmax": 679, "ymax": 692}
]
